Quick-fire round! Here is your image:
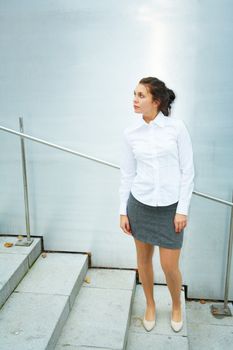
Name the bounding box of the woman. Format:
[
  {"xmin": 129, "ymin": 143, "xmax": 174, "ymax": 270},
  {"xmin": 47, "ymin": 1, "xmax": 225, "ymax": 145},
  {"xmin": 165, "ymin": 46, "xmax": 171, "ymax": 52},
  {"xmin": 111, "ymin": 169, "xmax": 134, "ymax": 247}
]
[{"xmin": 119, "ymin": 77, "xmax": 195, "ymax": 333}]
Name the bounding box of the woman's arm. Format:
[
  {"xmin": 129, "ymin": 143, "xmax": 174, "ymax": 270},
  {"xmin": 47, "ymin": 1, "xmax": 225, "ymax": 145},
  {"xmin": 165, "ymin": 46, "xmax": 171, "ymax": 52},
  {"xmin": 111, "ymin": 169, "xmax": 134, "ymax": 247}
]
[
  {"xmin": 176, "ymin": 120, "xmax": 195, "ymax": 216},
  {"xmin": 119, "ymin": 130, "xmax": 137, "ymax": 215}
]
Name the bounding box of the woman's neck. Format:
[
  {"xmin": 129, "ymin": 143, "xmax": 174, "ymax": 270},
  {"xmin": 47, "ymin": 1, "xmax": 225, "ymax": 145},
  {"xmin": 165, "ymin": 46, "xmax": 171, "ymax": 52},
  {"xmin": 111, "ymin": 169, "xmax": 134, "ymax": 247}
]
[{"xmin": 143, "ymin": 110, "xmax": 159, "ymax": 124}]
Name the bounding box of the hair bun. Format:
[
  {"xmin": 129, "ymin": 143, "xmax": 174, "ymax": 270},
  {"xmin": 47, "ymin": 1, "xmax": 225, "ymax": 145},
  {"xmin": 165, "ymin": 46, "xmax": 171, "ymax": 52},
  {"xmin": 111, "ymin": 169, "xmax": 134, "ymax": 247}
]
[{"xmin": 167, "ymin": 88, "xmax": 175, "ymax": 104}]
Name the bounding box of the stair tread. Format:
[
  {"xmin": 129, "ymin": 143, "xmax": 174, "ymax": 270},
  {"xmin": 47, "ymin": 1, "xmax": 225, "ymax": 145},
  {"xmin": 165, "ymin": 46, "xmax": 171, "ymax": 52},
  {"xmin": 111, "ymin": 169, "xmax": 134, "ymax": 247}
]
[
  {"xmin": 0, "ymin": 292, "xmax": 69, "ymax": 350},
  {"xmin": 0, "ymin": 236, "xmax": 42, "ymax": 309},
  {"xmin": 0, "ymin": 236, "xmax": 41, "ymax": 255},
  {"xmin": 0, "ymin": 251, "xmax": 88, "ymax": 350},
  {"xmin": 82, "ymin": 268, "xmax": 136, "ymax": 290},
  {"xmin": 0, "ymin": 253, "xmax": 28, "ymax": 286},
  {"xmin": 15, "ymin": 252, "xmax": 88, "ymax": 295},
  {"xmin": 55, "ymin": 268, "xmax": 136, "ymax": 350}
]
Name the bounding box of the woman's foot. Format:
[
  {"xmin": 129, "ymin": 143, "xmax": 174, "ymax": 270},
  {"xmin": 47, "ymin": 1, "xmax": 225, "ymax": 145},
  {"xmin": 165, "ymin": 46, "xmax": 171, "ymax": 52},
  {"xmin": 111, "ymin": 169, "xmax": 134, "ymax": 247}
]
[
  {"xmin": 143, "ymin": 303, "xmax": 156, "ymax": 331},
  {"xmin": 171, "ymin": 304, "xmax": 183, "ymax": 332},
  {"xmin": 171, "ymin": 304, "xmax": 182, "ymax": 322},
  {"xmin": 145, "ymin": 303, "xmax": 156, "ymax": 321}
]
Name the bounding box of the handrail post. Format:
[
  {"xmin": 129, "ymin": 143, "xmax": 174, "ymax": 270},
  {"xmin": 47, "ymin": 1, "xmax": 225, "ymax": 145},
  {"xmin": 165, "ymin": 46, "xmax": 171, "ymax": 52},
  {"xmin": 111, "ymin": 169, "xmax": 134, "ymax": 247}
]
[
  {"xmin": 223, "ymin": 192, "xmax": 233, "ymax": 310},
  {"xmin": 210, "ymin": 192, "xmax": 233, "ymax": 316},
  {"xmin": 15, "ymin": 117, "xmax": 34, "ymax": 246}
]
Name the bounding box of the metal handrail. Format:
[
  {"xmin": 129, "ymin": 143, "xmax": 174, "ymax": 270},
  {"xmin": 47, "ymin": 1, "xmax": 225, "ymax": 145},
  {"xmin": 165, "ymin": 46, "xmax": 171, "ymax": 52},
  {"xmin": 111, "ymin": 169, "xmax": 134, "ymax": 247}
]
[
  {"xmin": 0, "ymin": 122, "xmax": 233, "ymax": 316},
  {"xmin": 0, "ymin": 125, "xmax": 119, "ymax": 169},
  {"xmin": 192, "ymin": 190, "xmax": 233, "ymax": 207},
  {"xmin": 0, "ymin": 124, "xmax": 232, "ymax": 207}
]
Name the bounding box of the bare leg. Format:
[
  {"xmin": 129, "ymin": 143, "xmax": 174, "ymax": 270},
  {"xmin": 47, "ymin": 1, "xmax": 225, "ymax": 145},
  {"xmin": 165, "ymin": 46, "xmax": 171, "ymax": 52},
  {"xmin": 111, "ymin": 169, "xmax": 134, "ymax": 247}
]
[
  {"xmin": 159, "ymin": 247, "xmax": 182, "ymax": 322},
  {"xmin": 133, "ymin": 237, "xmax": 156, "ymax": 320}
]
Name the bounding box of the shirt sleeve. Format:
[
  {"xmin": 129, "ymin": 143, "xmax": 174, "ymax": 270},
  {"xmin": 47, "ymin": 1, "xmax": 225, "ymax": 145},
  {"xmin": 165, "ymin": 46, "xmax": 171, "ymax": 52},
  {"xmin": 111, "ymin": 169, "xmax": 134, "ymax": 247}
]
[
  {"xmin": 119, "ymin": 130, "xmax": 137, "ymax": 215},
  {"xmin": 176, "ymin": 120, "xmax": 195, "ymax": 215}
]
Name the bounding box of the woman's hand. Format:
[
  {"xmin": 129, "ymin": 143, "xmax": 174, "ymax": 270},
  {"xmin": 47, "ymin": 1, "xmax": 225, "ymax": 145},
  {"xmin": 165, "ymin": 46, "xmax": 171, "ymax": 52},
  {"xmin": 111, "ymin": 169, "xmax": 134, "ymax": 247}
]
[
  {"xmin": 174, "ymin": 213, "xmax": 187, "ymax": 233},
  {"xmin": 120, "ymin": 215, "xmax": 132, "ymax": 235}
]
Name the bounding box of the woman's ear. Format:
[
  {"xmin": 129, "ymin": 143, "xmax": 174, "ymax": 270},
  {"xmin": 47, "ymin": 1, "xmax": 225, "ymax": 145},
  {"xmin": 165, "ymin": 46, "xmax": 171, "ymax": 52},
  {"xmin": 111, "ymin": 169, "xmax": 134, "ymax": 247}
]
[{"xmin": 153, "ymin": 99, "xmax": 161, "ymax": 108}]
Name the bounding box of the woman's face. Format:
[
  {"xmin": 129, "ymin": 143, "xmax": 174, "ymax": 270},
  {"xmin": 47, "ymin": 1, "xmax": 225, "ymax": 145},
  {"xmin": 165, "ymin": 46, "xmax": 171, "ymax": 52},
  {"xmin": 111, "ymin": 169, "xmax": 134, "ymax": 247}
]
[{"xmin": 133, "ymin": 83, "xmax": 159, "ymax": 115}]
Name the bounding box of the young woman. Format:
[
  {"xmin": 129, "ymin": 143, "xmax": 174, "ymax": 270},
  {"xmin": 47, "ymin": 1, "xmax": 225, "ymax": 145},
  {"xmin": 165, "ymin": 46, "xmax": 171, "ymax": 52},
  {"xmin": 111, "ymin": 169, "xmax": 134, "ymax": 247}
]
[{"xmin": 119, "ymin": 77, "xmax": 195, "ymax": 332}]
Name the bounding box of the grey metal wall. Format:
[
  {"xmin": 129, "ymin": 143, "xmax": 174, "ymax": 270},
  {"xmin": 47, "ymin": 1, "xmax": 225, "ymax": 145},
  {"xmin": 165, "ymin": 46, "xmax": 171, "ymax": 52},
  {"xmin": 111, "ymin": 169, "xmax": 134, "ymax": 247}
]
[{"xmin": 0, "ymin": 0, "xmax": 233, "ymax": 300}]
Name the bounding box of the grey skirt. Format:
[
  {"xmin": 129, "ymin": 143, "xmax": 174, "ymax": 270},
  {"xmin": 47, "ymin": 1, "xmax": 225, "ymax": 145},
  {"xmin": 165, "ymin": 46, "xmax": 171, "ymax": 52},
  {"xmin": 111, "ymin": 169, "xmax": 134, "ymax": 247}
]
[{"xmin": 126, "ymin": 191, "xmax": 184, "ymax": 249}]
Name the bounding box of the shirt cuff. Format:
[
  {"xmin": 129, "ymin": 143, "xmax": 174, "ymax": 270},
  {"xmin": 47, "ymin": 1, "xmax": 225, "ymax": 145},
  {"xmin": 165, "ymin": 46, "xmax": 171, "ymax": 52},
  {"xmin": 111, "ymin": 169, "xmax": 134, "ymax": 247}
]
[
  {"xmin": 175, "ymin": 202, "xmax": 189, "ymax": 215},
  {"xmin": 119, "ymin": 203, "xmax": 127, "ymax": 215}
]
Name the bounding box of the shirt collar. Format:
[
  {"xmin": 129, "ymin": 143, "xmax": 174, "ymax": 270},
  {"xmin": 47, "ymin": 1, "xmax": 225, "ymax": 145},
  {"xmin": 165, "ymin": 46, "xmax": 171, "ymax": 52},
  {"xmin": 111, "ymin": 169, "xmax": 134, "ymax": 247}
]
[{"xmin": 139, "ymin": 110, "xmax": 166, "ymax": 128}]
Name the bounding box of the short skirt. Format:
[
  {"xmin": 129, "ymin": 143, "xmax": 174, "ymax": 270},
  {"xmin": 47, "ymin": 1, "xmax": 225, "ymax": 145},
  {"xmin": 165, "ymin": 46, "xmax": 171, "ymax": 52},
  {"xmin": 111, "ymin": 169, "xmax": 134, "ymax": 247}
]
[{"xmin": 126, "ymin": 191, "xmax": 184, "ymax": 249}]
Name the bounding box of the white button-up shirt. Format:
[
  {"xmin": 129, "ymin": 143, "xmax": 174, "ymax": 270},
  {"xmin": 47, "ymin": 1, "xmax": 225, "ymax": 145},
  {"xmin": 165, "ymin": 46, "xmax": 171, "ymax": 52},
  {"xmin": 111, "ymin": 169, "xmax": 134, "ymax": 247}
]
[{"xmin": 119, "ymin": 111, "xmax": 195, "ymax": 216}]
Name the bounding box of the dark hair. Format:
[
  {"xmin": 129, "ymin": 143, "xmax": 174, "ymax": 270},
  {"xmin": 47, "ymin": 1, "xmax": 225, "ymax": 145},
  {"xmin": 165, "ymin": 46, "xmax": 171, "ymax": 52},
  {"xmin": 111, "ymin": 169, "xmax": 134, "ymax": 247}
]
[{"xmin": 139, "ymin": 77, "xmax": 175, "ymax": 116}]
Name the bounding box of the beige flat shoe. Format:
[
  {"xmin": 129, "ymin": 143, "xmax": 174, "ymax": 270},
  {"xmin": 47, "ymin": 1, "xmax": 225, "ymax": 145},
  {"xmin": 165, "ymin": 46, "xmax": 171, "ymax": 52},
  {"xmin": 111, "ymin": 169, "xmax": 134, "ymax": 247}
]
[
  {"xmin": 142, "ymin": 312, "xmax": 156, "ymax": 331},
  {"xmin": 171, "ymin": 315, "xmax": 183, "ymax": 332},
  {"xmin": 171, "ymin": 305, "xmax": 183, "ymax": 332}
]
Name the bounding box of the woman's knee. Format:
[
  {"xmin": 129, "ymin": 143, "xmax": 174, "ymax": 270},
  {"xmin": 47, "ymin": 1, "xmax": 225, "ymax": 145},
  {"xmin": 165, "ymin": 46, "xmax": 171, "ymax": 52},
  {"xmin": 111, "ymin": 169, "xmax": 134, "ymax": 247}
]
[
  {"xmin": 137, "ymin": 253, "xmax": 152, "ymax": 267},
  {"xmin": 159, "ymin": 247, "xmax": 180, "ymax": 274},
  {"xmin": 161, "ymin": 262, "xmax": 180, "ymax": 277}
]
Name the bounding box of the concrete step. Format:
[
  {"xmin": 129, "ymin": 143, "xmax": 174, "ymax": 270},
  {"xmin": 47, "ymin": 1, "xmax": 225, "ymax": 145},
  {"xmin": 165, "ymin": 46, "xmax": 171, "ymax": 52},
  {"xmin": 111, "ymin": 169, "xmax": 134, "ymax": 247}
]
[
  {"xmin": 54, "ymin": 268, "xmax": 137, "ymax": 350},
  {"xmin": 0, "ymin": 235, "xmax": 42, "ymax": 309},
  {"xmin": 0, "ymin": 251, "xmax": 89, "ymax": 350},
  {"xmin": 126, "ymin": 284, "xmax": 189, "ymax": 350},
  {"xmin": 186, "ymin": 299, "xmax": 233, "ymax": 349}
]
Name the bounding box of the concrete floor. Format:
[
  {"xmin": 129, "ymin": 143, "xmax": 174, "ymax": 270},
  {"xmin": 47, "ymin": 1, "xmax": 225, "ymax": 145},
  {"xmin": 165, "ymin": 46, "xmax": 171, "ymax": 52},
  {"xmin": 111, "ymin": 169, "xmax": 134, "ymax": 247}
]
[
  {"xmin": 126, "ymin": 284, "xmax": 188, "ymax": 350},
  {"xmin": 186, "ymin": 299, "xmax": 233, "ymax": 350},
  {"xmin": 126, "ymin": 283, "xmax": 233, "ymax": 350}
]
